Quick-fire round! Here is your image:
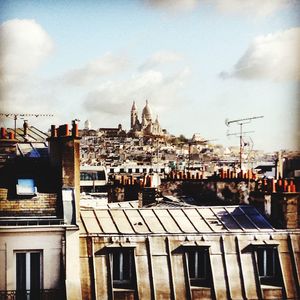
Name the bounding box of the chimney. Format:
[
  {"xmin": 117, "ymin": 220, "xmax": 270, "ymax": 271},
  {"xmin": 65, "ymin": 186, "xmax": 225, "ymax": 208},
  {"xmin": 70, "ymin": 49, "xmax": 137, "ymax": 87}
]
[
  {"xmin": 141, "ymin": 187, "xmax": 157, "ymax": 207},
  {"xmin": 0, "ymin": 127, "xmax": 17, "ymax": 144},
  {"xmin": 271, "ymin": 192, "xmax": 300, "ymax": 229},
  {"xmin": 0, "ymin": 127, "xmax": 6, "ymax": 139},
  {"xmin": 140, "ymin": 174, "xmax": 161, "ymax": 207},
  {"xmin": 23, "ymin": 120, "xmax": 29, "ymax": 140},
  {"xmin": 8, "ymin": 132, "xmax": 15, "ymax": 139},
  {"xmin": 48, "ymin": 122, "xmax": 81, "ymax": 225}
]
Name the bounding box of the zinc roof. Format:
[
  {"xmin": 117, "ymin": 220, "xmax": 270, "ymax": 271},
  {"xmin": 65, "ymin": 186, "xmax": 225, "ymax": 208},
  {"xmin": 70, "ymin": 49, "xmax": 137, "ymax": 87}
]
[
  {"xmin": 17, "ymin": 142, "xmax": 48, "ymax": 158},
  {"xmin": 80, "ymin": 205, "xmax": 274, "ymax": 235},
  {"xmin": 7, "ymin": 126, "xmax": 48, "ymax": 142}
]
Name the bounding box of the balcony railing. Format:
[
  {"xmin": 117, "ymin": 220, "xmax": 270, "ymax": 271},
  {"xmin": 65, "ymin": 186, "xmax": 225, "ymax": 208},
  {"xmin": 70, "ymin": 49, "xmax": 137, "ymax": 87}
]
[
  {"xmin": 0, "ymin": 218, "xmax": 65, "ymax": 227},
  {"xmin": 0, "ymin": 289, "xmax": 65, "ymax": 300}
]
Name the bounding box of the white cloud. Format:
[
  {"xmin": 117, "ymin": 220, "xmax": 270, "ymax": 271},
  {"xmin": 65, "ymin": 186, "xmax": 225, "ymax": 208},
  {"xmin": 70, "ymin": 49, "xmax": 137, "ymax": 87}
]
[
  {"xmin": 146, "ymin": 0, "xmax": 199, "ymax": 11},
  {"xmin": 146, "ymin": 0, "xmax": 296, "ymax": 16},
  {"xmin": 62, "ymin": 53, "xmax": 129, "ymax": 86},
  {"xmin": 0, "ymin": 19, "xmax": 54, "ymax": 117},
  {"xmin": 220, "ymin": 27, "xmax": 300, "ymax": 81},
  {"xmin": 0, "ymin": 19, "xmax": 54, "ymax": 82},
  {"xmin": 139, "ymin": 51, "xmax": 183, "ymax": 71},
  {"xmin": 83, "ymin": 68, "xmax": 190, "ymax": 118},
  {"xmin": 211, "ymin": 0, "xmax": 293, "ymax": 17}
]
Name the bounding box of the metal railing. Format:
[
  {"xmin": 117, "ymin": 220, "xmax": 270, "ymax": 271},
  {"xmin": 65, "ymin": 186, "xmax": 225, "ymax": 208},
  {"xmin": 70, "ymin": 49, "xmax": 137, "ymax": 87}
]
[
  {"xmin": 0, "ymin": 289, "xmax": 65, "ymax": 300},
  {"xmin": 0, "ymin": 219, "xmax": 65, "ymax": 227}
]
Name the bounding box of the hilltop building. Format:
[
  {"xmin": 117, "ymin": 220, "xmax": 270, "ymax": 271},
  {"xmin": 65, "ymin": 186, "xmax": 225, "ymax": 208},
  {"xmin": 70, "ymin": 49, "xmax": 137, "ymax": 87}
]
[
  {"xmin": 130, "ymin": 100, "xmax": 163, "ymax": 137},
  {"xmin": 84, "ymin": 120, "xmax": 92, "ymax": 131}
]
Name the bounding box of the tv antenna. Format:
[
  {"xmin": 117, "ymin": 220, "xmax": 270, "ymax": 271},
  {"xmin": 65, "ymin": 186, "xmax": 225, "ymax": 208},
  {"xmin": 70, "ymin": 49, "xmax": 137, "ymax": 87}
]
[
  {"xmin": 0, "ymin": 113, "xmax": 54, "ymax": 134},
  {"xmin": 225, "ymin": 115, "xmax": 263, "ymax": 169}
]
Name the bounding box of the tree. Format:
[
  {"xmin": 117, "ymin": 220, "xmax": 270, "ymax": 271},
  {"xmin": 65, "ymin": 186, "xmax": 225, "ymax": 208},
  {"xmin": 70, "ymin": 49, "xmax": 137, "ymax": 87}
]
[{"xmin": 178, "ymin": 134, "xmax": 188, "ymax": 143}]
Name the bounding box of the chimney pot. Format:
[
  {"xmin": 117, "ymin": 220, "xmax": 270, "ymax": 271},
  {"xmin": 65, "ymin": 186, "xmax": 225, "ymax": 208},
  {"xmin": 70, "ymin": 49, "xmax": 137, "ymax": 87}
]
[
  {"xmin": 72, "ymin": 122, "xmax": 78, "ymax": 137},
  {"xmin": 58, "ymin": 124, "xmax": 69, "ymax": 137},
  {"xmin": 64, "ymin": 124, "xmax": 69, "ymax": 136},
  {"xmin": 0, "ymin": 127, "xmax": 6, "ymax": 139},
  {"xmin": 23, "ymin": 120, "xmax": 29, "ymax": 137},
  {"xmin": 51, "ymin": 125, "xmax": 57, "ymax": 138},
  {"xmin": 9, "ymin": 131, "xmax": 15, "ymax": 139}
]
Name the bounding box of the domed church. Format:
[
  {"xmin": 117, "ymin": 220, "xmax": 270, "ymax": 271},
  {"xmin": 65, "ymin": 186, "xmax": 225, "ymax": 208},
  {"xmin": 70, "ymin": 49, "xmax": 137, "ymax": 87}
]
[{"xmin": 130, "ymin": 100, "xmax": 163, "ymax": 136}]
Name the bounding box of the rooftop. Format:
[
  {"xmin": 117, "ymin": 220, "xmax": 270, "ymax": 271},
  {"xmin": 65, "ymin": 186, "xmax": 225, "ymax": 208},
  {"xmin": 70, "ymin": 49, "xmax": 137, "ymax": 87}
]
[
  {"xmin": 80, "ymin": 205, "xmax": 274, "ymax": 235},
  {"xmin": 6, "ymin": 126, "xmax": 48, "ymax": 143}
]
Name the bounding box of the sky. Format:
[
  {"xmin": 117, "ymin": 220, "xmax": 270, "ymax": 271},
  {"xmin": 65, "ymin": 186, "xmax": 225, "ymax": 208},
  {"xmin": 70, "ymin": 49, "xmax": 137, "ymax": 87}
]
[{"xmin": 0, "ymin": 0, "xmax": 299, "ymax": 152}]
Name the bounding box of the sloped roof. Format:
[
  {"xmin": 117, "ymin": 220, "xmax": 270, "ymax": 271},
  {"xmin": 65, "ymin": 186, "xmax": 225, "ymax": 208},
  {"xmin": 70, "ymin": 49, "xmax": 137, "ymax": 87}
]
[
  {"xmin": 80, "ymin": 198, "xmax": 138, "ymax": 209},
  {"xmin": 7, "ymin": 126, "xmax": 48, "ymax": 142},
  {"xmin": 80, "ymin": 205, "xmax": 274, "ymax": 235},
  {"xmin": 16, "ymin": 142, "xmax": 48, "ymax": 158}
]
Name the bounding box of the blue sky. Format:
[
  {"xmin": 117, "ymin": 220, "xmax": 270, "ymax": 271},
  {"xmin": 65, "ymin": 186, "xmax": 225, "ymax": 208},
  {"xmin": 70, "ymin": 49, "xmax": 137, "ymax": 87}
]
[{"xmin": 0, "ymin": 0, "xmax": 299, "ymax": 151}]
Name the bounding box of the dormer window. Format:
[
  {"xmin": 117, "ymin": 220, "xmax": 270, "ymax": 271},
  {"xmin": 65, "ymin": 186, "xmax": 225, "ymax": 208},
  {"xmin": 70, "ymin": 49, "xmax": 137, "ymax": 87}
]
[
  {"xmin": 185, "ymin": 247, "xmax": 212, "ymax": 287},
  {"xmin": 109, "ymin": 248, "xmax": 136, "ymax": 290},
  {"xmin": 255, "ymin": 246, "xmax": 281, "ymax": 285}
]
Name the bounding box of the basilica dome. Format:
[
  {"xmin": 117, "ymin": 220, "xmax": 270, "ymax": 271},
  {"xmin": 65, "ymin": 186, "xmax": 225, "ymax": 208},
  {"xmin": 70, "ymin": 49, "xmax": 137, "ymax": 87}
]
[{"xmin": 142, "ymin": 100, "xmax": 152, "ymax": 121}]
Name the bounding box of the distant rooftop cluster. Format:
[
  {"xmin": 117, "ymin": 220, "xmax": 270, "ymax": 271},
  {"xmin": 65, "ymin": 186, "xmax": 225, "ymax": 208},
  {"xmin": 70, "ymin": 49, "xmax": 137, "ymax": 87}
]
[{"xmin": 0, "ymin": 120, "xmax": 299, "ymax": 299}]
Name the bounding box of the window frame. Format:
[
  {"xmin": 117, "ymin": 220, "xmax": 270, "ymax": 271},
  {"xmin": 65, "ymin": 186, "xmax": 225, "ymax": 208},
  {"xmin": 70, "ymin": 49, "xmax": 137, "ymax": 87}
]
[
  {"xmin": 15, "ymin": 250, "xmax": 43, "ymax": 293},
  {"xmin": 109, "ymin": 248, "xmax": 136, "ymax": 290},
  {"xmin": 254, "ymin": 245, "xmax": 281, "ymax": 286},
  {"xmin": 184, "ymin": 246, "xmax": 212, "ymax": 288}
]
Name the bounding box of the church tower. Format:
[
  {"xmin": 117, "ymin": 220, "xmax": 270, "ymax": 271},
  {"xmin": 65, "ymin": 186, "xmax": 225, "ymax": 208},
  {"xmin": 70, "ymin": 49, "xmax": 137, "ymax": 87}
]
[{"xmin": 131, "ymin": 101, "xmax": 138, "ymax": 129}]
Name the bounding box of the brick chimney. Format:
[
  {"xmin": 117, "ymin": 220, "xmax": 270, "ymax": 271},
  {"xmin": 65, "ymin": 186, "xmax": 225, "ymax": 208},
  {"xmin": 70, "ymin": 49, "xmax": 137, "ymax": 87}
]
[
  {"xmin": 0, "ymin": 128, "xmax": 18, "ymax": 159},
  {"xmin": 0, "ymin": 127, "xmax": 17, "ymax": 142},
  {"xmin": 47, "ymin": 121, "xmax": 80, "ymax": 225}
]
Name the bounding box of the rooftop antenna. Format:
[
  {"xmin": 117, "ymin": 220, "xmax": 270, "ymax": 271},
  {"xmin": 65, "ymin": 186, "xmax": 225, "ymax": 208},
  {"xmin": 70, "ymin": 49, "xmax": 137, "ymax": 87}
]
[
  {"xmin": 225, "ymin": 115, "xmax": 263, "ymax": 169},
  {"xmin": 0, "ymin": 113, "xmax": 54, "ymax": 135}
]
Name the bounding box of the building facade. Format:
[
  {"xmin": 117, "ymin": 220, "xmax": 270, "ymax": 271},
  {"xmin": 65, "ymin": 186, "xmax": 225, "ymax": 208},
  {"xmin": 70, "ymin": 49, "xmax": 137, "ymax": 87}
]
[
  {"xmin": 79, "ymin": 205, "xmax": 300, "ymax": 300},
  {"xmin": 0, "ymin": 122, "xmax": 82, "ymax": 299}
]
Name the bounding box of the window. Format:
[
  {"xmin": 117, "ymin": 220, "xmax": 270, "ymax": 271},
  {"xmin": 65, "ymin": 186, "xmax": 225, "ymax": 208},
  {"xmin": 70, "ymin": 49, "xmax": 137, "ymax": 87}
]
[
  {"xmin": 255, "ymin": 247, "xmax": 280, "ymax": 285},
  {"xmin": 80, "ymin": 172, "xmax": 93, "ymax": 181},
  {"xmin": 16, "ymin": 179, "xmax": 36, "ymax": 196},
  {"xmin": 80, "ymin": 171, "xmax": 106, "ymax": 181},
  {"xmin": 185, "ymin": 247, "xmax": 211, "ymax": 287},
  {"xmin": 16, "ymin": 251, "xmax": 42, "ymax": 298},
  {"xmin": 96, "ymin": 171, "xmax": 106, "ymax": 180},
  {"xmin": 110, "ymin": 249, "xmax": 135, "ymax": 289}
]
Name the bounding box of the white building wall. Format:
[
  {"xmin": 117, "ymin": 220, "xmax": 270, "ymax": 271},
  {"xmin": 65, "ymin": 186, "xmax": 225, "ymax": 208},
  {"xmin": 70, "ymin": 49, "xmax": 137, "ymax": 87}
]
[
  {"xmin": 65, "ymin": 228, "xmax": 82, "ymax": 300},
  {"xmin": 0, "ymin": 229, "xmax": 64, "ymax": 291}
]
